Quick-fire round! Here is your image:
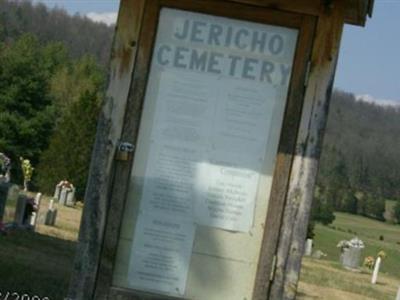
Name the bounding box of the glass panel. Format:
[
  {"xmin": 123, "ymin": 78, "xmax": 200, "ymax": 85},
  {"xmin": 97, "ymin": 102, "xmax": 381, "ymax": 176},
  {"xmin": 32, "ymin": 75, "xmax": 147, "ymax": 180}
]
[{"xmin": 113, "ymin": 7, "xmax": 298, "ymax": 299}]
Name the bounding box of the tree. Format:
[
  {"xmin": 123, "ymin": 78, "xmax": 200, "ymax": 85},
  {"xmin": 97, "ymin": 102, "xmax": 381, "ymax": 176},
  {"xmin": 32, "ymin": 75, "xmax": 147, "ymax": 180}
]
[
  {"xmin": 37, "ymin": 56, "xmax": 105, "ymax": 199},
  {"xmin": 394, "ymin": 201, "xmax": 400, "ymax": 224},
  {"xmin": 0, "ymin": 0, "xmax": 114, "ymax": 65},
  {"xmin": 0, "ymin": 34, "xmax": 67, "ymax": 182},
  {"xmin": 311, "ymin": 186, "xmax": 336, "ymax": 225}
]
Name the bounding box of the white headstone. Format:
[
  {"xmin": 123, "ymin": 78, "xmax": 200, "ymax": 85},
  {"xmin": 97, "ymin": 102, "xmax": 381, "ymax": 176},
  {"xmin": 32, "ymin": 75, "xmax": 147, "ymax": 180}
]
[
  {"xmin": 29, "ymin": 192, "xmax": 42, "ymax": 229},
  {"xmin": 29, "ymin": 193, "xmax": 42, "ymax": 230},
  {"xmin": 371, "ymin": 256, "xmax": 381, "ymax": 284},
  {"xmin": 66, "ymin": 187, "xmax": 76, "ymax": 206},
  {"xmin": 342, "ymin": 247, "xmax": 362, "ymax": 269},
  {"xmin": 49, "ymin": 199, "xmax": 54, "ymax": 210},
  {"xmin": 34, "ymin": 193, "xmax": 42, "ymax": 205},
  {"xmin": 396, "ymin": 286, "xmax": 400, "ymax": 300},
  {"xmin": 54, "ymin": 184, "xmax": 61, "ymax": 200},
  {"xmin": 304, "ymin": 239, "xmax": 313, "ymax": 256},
  {"xmin": 59, "ymin": 187, "xmax": 68, "ymax": 205}
]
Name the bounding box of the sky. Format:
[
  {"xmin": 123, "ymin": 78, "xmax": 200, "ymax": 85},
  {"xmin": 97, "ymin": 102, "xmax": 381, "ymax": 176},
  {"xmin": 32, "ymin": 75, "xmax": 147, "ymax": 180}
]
[{"xmin": 33, "ymin": 0, "xmax": 400, "ymax": 104}]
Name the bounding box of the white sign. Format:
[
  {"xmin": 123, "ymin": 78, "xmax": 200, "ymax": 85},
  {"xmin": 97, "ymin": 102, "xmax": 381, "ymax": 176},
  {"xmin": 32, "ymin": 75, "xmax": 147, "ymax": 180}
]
[
  {"xmin": 129, "ymin": 214, "xmax": 195, "ymax": 296},
  {"xmin": 128, "ymin": 7, "xmax": 298, "ymax": 296}
]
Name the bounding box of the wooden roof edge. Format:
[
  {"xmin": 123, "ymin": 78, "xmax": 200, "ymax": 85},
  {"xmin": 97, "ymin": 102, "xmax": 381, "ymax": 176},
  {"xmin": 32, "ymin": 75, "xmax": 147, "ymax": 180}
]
[{"xmin": 344, "ymin": 0, "xmax": 374, "ymax": 26}]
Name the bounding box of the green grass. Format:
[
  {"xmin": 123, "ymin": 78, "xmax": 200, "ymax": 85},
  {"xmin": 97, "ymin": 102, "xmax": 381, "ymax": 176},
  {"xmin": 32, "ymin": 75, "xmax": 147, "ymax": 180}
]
[
  {"xmin": 0, "ymin": 230, "xmax": 77, "ymax": 300},
  {"xmin": 0, "ymin": 192, "xmax": 82, "ymax": 300},
  {"xmin": 298, "ymin": 213, "xmax": 400, "ymax": 299},
  {"xmin": 299, "ymin": 258, "xmax": 398, "ymax": 300},
  {"xmin": 312, "ymin": 212, "xmax": 400, "ymax": 279}
]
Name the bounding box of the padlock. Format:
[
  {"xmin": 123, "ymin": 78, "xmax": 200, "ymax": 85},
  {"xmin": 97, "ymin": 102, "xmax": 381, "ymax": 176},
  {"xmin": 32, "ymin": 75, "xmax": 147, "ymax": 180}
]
[{"xmin": 115, "ymin": 142, "xmax": 135, "ymax": 161}]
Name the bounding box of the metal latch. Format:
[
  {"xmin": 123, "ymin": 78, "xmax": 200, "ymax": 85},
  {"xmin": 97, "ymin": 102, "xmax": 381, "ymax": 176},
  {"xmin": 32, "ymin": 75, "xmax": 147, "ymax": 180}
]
[{"xmin": 115, "ymin": 142, "xmax": 135, "ymax": 161}]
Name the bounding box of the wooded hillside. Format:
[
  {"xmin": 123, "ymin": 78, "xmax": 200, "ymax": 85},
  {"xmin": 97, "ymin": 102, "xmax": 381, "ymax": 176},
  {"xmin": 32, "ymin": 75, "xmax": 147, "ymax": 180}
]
[
  {"xmin": 314, "ymin": 91, "xmax": 400, "ymax": 223},
  {"xmin": 0, "ymin": 0, "xmax": 114, "ymax": 65}
]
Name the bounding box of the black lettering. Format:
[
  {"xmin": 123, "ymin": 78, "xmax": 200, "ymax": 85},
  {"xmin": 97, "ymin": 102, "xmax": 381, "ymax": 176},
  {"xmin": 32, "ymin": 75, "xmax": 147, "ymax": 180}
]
[
  {"xmin": 234, "ymin": 29, "xmax": 249, "ymax": 49},
  {"xmin": 207, "ymin": 52, "xmax": 223, "ymax": 74},
  {"xmin": 208, "ymin": 24, "xmax": 223, "ymax": 46},
  {"xmin": 269, "ymin": 34, "xmax": 284, "ymax": 55},
  {"xmin": 228, "ymin": 55, "xmax": 242, "ymax": 76},
  {"xmin": 242, "ymin": 58, "xmax": 258, "ymax": 80},
  {"xmin": 251, "ymin": 31, "xmax": 267, "ymax": 53},
  {"xmin": 191, "ymin": 21, "xmax": 206, "ymax": 43},
  {"xmin": 174, "ymin": 19, "xmax": 189, "ymax": 40},
  {"xmin": 225, "ymin": 26, "xmax": 234, "ymax": 47},
  {"xmin": 174, "ymin": 47, "xmax": 189, "ymax": 68},
  {"xmin": 157, "ymin": 45, "xmax": 171, "ymax": 66},
  {"xmin": 260, "ymin": 61, "xmax": 275, "ymax": 83},
  {"xmin": 189, "ymin": 49, "xmax": 208, "ymax": 71}
]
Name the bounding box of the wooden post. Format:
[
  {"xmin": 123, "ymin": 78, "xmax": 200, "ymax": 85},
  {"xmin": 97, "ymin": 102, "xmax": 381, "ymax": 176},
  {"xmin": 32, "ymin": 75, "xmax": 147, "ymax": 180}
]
[
  {"xmin": 269, "ymin": 1, "xmax": 346, "ymax": 299},
  {"xmin": 67, "ymin": 1, "xmax": 145, "ymax": 299}
]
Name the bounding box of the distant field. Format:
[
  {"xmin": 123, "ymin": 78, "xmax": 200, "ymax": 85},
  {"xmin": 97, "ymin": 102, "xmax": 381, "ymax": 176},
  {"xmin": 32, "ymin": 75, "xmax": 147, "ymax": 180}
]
[
  {"xmin": 313, "ymin": 212, "xmax": 400, "ymax": 278},
  {"xmin": 299, "ymin": 212, "xmax": 400, "ymax": 299}
]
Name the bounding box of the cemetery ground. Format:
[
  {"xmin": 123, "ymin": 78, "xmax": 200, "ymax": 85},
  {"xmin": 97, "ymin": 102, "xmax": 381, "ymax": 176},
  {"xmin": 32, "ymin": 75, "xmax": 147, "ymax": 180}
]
[
  {"xmin": 298, "ymin": 212, "xmax": 400, "ymax": 299},
  {"xmin": 1, "ymin": 197, "xmax": 400, "ymax": 300},
  {"xmin": 0, "ymin": 192, "xmax": 82, "ymax": 300}
]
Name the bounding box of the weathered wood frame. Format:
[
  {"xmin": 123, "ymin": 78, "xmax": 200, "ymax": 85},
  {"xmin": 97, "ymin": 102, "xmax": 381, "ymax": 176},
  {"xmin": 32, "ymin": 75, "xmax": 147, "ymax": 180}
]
[
  {"xmin": 67, "ymin": 0, "xmax": 368, "ymax": 299},
  {"xmin": 96, "ymin": 1, "xmax": 316, "ymax": 299}
]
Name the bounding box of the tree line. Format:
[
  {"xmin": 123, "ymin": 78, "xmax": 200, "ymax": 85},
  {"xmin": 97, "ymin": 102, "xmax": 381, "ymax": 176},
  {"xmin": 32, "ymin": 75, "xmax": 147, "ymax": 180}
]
[
  {"xmin": 0, "ymin": 0, "xmax": 111, "ymax": 198},
  {"xmin": 312, "ymin": 90, "xmax": 400, "ymax": 225}
]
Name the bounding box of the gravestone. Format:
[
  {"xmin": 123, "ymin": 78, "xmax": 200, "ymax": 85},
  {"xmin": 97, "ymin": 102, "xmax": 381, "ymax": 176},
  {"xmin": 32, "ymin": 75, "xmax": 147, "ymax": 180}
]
[
  {"xmin": 55, "ymin": 180, "xmax": 75, "ymax": 206},
  {"xmin": 45, "ymin": 199, "xmax": 57, "ymax": 226},
  {"xmin": 54, "ymin": 184, "xmax": 62, "ymax": 200},
  {"xmin": 14, "ymin": 195, "xmax": 36, "ymax": 227},
  {"xmin": 0, "ymin": 183, "xmax": 20, "ymax": 223},
  {"xmin": 59, "ymin": 187, "xmax": 68, "ymax": 205},
  {"xmin": 339, "ymin": 237, "xmax": 364, "ymax": 270},
  {"xmin": 65, "ymin": 187, "xmax": 76, "ymax": 206},
  {"xmin": 29, "ymin": 192, "xmax": 42, "ymax": 230},
  {"xmin": 342, "ymin": 248, "xmax": 362, "ymax": 269},
  {"xmin": 304, "ymin": 239, "xmax": 313, "ymax": 256},
  {"xmin": 0, "ymin": 183, "xmax": 8, "ymax": 221}
]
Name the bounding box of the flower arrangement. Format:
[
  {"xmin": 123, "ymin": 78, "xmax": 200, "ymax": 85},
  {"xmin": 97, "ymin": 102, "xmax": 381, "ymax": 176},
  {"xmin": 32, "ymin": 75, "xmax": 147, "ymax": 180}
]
[
  {"xmin": 20, "ymin": 157, "xmax": 34, "ymax": 191},
  {"xmin": 57, "ymin": 180, "xmax": 74, "ymax": 190},
  {"xmin": 363, "ymin": 256, "xmax": 375, "ymax": 269},
  {"xmin": 377, "ymin": 250, "xmax": 387, "ymax": 259},
  {"xmin": 337, "ymin": 237, "xmax": 365, "ymax": 250}
]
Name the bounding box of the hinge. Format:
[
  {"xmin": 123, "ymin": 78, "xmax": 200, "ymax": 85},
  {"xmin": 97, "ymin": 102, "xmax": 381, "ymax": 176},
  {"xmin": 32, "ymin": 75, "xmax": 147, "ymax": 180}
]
[
  {"xmin": 270, "ymin": 255, "xmax": 277, "ymax": 281},
  {"xmin": 304, "ymin": 60, "xmax": 311, "ymax": 87},
  {"xmin": 115, "ymin": 142, "xmax": 135, "ymax": 161}
]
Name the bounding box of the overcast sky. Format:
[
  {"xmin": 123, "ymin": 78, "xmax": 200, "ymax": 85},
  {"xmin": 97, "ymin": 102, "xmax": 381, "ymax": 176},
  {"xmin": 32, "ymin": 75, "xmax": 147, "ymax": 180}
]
[{"xmin": 33, "ymin": 0, "xmax": 400, "ymax": 104}]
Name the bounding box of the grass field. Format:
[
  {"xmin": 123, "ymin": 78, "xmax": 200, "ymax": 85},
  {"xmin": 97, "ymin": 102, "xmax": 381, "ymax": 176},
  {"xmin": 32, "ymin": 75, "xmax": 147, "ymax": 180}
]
[
  {"xmin": 1, "ymin": 196, "xmax": 399, "ymax": 300},
  {"xmin": 298, "ymin": 258, "xmax": 399, "ymax": 300},
  {"xmin": 298, "ymin": 212, "xmax": 400, "ymax": 299},
  {"xmin": 0, "ymin": 193, "xmax": 82, "ymax": 300}
]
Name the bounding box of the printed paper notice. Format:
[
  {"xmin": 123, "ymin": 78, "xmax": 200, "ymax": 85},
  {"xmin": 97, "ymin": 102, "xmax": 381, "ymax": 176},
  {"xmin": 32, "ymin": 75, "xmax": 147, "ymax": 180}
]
[
  {"xmin": 128, "ymin": 214, "xmax": 195, "ymax": 296},
  {"xmin": 195, "ymin": 161, "xmax": 260, "ymax": 232}
]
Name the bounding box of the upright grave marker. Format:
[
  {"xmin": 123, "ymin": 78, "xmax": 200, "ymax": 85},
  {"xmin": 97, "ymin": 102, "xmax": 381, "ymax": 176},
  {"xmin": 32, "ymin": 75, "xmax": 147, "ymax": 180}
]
[{"xmin": 68, "ymin": 1, "xmax": 373, "ymax": 299}]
